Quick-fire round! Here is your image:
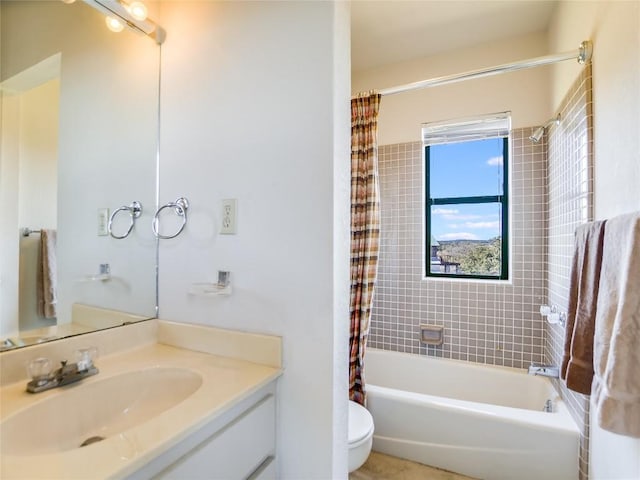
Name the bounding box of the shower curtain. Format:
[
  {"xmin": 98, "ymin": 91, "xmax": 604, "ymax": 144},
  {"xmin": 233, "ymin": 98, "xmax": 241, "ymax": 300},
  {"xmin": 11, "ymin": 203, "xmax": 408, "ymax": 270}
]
[{"xmin": 349, "ymin": 91, "xmax": 381, "ymax": 405}]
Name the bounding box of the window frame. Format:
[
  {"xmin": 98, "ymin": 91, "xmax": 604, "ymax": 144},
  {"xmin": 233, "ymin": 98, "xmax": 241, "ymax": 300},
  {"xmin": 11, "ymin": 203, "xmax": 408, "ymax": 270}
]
[{"xmin": 424, "ymin": 136, "xmax": 510, "ymax": 281}]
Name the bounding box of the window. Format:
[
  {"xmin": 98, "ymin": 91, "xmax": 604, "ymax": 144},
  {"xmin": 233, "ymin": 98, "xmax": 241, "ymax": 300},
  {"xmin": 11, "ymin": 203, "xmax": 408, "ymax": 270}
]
[{"xmin": 424, "ymin": 113, "xmax": 510, "ymax": 280}]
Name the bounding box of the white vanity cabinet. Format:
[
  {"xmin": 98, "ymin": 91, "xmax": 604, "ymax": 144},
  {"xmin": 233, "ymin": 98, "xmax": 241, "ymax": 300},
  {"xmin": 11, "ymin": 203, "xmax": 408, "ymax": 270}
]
[{"xmin": 129, "ymin": 382, "xmax": 277, "ymax": 480}]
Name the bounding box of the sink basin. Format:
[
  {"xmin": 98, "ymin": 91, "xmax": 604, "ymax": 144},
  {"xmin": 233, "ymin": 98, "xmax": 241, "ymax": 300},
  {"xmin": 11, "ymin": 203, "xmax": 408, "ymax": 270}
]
[{"xmin": 1, "ymin": 367, "xmax": 202, "ymax": 456}]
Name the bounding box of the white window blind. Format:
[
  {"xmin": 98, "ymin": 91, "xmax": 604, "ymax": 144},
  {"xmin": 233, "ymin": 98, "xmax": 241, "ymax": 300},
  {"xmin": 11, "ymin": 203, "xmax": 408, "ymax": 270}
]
[{"xmin": 422, "ymin": 112, "xmax": 511, "ymax": 146}]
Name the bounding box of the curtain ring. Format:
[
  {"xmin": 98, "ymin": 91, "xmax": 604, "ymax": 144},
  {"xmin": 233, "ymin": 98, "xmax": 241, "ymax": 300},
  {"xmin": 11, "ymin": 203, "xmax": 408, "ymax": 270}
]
[
  {"xmin": 108, "ymin": 201, "xmax": 142, "ymax": 239},
  {"xmin": 153, "ymin": 197, "xmax": 189, "ymax": 239}
]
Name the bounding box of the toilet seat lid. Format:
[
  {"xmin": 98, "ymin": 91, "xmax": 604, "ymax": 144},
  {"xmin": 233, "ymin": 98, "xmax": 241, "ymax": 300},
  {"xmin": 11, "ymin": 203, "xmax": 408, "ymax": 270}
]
[{"xmin": 349, "ymin": 401, "xmax": 374, "ymax": 444}]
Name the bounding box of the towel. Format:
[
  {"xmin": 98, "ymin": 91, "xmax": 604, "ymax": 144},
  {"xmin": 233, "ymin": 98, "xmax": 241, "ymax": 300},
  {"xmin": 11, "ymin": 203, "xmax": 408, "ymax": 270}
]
[
  {"xmin": 37, "ymin": 229, "xmax": 57, "ymax": 319},
  {"xmin": 561, "ymin": 220, "xmax": 606, "ymax": 394},
  {"xmin": 591, "ymin": 212, "xmax": 640, "ymax": 437}
]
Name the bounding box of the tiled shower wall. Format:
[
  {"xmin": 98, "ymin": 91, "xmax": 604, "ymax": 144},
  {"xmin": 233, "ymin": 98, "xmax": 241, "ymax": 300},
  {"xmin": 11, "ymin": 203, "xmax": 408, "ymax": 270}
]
[
  {"xmin": 545, "ymin": 65, "xmax": 593, "ymax": 480},
  {"xmin": 369, "ymin": 128, "xmax": 547, "ymax": 369}
]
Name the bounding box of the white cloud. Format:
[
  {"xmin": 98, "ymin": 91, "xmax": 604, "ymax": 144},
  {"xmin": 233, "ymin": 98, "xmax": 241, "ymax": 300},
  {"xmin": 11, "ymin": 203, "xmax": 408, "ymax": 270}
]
[
  {"xmin": 432, "ymin": 208, "xmax": 459, "ymax": 215},
  {"xmin": 442, "ymin": 213, "xmax": 483, "ymax": 221},
  {"xmin": 463, "ymin": 221, "xmax": 500, "ymax": 229},
  {"xmin": 438, "ymin": 232, "xmax": 479, "ymax": 240},
  {"xmin": 447, "ymin": 221, "xmax": 499, "ymax": 229},
  {"xmin": 487, "ymin": 156, "xmax": 503, "ymax": 166}
]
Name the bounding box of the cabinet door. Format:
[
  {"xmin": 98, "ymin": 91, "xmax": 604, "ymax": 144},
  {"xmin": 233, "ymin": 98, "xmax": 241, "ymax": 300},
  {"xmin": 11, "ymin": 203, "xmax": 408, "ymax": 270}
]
[{"xmin": 155, "ymin": 395, "xmax": 275, "ymax": 480}]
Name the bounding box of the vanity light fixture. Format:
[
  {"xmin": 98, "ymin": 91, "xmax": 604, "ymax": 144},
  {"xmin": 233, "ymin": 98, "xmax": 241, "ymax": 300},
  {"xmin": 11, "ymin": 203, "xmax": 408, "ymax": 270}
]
[
  {"xmin": 71, "ymin": 0, "xmax": 165, "ymax": 44},
  {"xmin": 127, "ymin": 1, "xmax": 148, "ymax": 21},
  {"xmin": 105, "ymin": 15, "xmax": 125, "ymax": 32}
]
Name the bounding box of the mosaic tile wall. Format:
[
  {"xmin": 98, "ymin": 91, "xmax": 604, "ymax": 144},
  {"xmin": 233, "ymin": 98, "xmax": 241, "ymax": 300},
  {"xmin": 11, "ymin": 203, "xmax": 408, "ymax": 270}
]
[
  {"xmin": 545, "ymin": 65, "xmax": 593, "ymax": 480},
  {"xmin": 369, "ymin": 127, "xmax": 547, "ymax": 369}
]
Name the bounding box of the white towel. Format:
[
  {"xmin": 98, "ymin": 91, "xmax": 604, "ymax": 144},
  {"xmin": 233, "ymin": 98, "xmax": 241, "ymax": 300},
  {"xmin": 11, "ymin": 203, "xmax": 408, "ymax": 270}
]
[{"xmin": 591, "ymin": 211, "xmax": 640, "ymax": 438}]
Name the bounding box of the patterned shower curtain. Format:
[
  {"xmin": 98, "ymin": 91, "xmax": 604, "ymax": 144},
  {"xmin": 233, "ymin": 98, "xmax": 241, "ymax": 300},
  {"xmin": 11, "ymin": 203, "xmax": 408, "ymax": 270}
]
[{"xmin": 349, "ymin": 91, "xmax": 381, "ymax": 405}]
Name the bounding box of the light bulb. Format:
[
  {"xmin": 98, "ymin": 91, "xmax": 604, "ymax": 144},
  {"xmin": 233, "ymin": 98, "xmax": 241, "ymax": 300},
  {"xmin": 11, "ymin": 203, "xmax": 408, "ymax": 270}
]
[
  {"xmin": 105, "ymin": 16, "xmax": 124, "ymax": 33},
  {"xmin": 128, "ymin": 1, "xmax": 148, "ymax": 21},
  {"xmin": 61, "ymin": 0, "xmax": 77, "ymax": 4}
]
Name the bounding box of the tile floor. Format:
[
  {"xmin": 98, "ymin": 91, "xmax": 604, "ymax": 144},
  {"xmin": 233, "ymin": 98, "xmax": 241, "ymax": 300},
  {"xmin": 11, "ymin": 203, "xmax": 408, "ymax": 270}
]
[{"xmin": 350, "ymin": 452, "xmax": 477, "ymax": 480}]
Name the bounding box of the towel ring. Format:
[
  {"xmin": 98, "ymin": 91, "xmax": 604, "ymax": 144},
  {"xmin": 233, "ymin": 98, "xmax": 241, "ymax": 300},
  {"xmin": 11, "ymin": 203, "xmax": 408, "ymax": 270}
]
[
  {"xmin": 108, "ymin": 201, "xmax": 142, "ymax": 239},
  {"xmin": 153, "ymin": 197, "xmax": 189, "ymax": 239}
]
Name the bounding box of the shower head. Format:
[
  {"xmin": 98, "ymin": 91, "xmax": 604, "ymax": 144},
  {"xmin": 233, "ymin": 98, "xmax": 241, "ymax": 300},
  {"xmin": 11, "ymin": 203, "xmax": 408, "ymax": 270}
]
[
  {"xmin": 529, "ymin": 126, "xmax": 546, "ymax": 143},
  {"xmin": 529, "ymin": 114, "xmax": 561, "ymax": 143}
]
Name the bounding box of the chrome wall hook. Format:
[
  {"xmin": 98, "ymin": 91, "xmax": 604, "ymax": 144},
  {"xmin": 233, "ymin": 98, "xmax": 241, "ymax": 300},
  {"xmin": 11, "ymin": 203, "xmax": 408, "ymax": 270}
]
[{"xmin": 108, "ymin": 201, "xmax": 142, "ymax": 239}]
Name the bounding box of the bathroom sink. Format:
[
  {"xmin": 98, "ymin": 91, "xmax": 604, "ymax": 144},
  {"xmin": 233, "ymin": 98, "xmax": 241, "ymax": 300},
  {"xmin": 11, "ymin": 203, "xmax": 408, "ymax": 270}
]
[{"xmin": 1, "ymin": 367, "xmax": 202, "ymax": 456}]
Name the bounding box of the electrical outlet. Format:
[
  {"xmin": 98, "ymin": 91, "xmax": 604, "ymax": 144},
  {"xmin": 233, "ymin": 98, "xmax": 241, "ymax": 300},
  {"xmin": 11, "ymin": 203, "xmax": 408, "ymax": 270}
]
[
  {"xmin": 220, "ymin": 199, "xmax": 237, "ymax": 234},
  {"xmin": 97, "ymin": 208, "xmax": 109, "ymax": 236}
]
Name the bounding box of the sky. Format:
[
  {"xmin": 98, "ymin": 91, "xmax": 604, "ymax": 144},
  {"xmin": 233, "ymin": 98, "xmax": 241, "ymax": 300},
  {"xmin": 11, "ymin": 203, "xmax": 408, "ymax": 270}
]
[{"xmin": 429, "ymin": 138, "xmax": 503, "ymax": 241}]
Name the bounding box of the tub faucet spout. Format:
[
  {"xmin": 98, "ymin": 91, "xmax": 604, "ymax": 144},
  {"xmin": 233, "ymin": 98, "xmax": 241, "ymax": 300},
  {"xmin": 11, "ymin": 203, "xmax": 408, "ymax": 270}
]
[{"xmin": 528, "ymin": 363, "xmax": 559, "ymax": 378}]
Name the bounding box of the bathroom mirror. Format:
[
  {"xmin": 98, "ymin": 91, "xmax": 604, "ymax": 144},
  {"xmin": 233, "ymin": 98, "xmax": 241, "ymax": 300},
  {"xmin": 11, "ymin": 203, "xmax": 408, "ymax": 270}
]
[{"xmin": 0, "ymin": 0, "xmax": 160, "ymax": 349}]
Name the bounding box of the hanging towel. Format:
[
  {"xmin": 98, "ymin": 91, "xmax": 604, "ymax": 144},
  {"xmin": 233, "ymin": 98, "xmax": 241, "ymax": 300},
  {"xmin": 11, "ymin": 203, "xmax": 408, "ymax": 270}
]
[
  {"xmin": 591, "ymin": 211, "xmax": 640, "ymax": 438},
  {"xmin": 37, "ymin": 229, "xmax": 57, "ymax": 319},
  {"xmin": 561, "ymin": 220, "xmax": 606, "ymax": 394}
]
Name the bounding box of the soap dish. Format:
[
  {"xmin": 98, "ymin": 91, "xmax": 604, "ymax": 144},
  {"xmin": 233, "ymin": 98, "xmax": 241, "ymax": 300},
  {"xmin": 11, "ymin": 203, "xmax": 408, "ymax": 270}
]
[{"xmin": 188, "ymin": 283, "xmax": 232, "ymax": 297}]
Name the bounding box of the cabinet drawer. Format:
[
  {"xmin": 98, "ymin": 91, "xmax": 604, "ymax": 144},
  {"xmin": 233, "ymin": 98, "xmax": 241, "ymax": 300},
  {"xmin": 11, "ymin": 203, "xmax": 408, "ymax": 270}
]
[{"xmin": 156, "ymin": 394, "xmax": 275, "ymax": 480}]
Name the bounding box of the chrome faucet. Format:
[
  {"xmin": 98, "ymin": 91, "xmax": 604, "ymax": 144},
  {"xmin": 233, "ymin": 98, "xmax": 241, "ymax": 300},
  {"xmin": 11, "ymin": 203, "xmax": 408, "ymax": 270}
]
[
  {"xmin": 26, "ymin": 348, "xmax": 99, "ymax": 393},
  {"xmin": 528, "ymin": 363, "xmax": 560, "ymax": 378}
]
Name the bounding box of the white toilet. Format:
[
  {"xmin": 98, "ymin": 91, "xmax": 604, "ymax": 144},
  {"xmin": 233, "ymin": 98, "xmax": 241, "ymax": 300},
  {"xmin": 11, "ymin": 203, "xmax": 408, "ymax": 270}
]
[{"xmin": 348, "ymin": 400, "xmax": 374, "ymax": 472}]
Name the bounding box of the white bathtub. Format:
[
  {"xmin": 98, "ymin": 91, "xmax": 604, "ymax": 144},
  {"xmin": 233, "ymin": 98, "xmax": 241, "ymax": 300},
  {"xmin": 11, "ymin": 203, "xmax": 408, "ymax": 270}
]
[{"xmin": 366, "ymin": 348, "xmax": 580, "ymax": 480}]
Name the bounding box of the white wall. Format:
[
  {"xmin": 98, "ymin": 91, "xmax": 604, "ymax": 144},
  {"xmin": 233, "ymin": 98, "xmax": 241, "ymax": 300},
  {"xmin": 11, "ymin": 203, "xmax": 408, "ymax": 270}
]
[
  {"xmin": 0, "ymin": 60, "xmax": 60, "ymax": 336},
  {"xmin": 54, "ymin": 2, "xmax": 159, "ymax": 323},
  {"xmin": 352, "ymin": 31, "xmax": 551, "ymax": 145},
  {"xmin": 17, "ymin": 79, "xmax": 58, "ymax": 230},
  {"xmin": 17, "ymin": 79, "xmax": 59, "ymax": 331},
  {"xmin": 0, "ymin": 94, "xmax": 21, "ymax": 335},
  {"xmin": 157, "ymin": 2, "xmax": 350, "ymax": 478},
  {"xmin": 549, "ymin": 2, "xmax": 640, "ymax": 478},
  {"xmin": 332, "ymin": 2, "xmax": 352, "ymax": 476},
  {"xmin": 549, "ymin": 1, "xmax": 640, "ymax": 221}
]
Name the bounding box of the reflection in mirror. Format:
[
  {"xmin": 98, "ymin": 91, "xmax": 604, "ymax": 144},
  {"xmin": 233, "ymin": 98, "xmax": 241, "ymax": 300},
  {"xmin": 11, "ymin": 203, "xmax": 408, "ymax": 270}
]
[{"xmin": 0, "ymin": 0, "xmax": 162, "ymax": 350}]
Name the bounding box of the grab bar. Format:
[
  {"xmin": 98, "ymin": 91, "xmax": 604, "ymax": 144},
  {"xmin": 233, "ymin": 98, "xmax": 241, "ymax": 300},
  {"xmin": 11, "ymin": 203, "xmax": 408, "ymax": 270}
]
[
  {"xmin": 108, "ymin": 201, "xmax": 142, "ymax": 239},
  {"xmin": 152, "ymin": 197, "xmax": 189, "ymax": 239}
]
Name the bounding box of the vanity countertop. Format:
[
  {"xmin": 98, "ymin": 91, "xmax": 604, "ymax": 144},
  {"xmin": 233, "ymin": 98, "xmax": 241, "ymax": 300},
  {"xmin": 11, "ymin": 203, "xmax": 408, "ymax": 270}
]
[{"xmin": 0, "ymin": 342, "xmax": 282, "ymax": 479}]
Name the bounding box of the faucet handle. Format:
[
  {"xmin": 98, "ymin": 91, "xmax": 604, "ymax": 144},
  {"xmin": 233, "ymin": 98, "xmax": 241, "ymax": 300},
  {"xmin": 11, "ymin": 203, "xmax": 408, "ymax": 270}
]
[
  {"xmin": 28, "ymin": 357, "xmax": 53, "ymax": 385},
  {"xmin": 75, "ymin": 347, "xmax": 98, "ymax": 371}
]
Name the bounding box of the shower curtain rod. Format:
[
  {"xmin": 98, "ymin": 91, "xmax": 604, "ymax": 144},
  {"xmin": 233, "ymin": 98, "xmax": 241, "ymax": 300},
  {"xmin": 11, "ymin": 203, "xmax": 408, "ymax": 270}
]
[{"xmin": 378, "ymin": 40, "xmax": 592, "ymax": 96}]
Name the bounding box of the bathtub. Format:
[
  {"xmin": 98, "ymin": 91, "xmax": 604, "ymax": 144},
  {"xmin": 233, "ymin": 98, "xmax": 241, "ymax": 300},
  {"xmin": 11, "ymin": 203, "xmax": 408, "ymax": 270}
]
[{"xmin": 365, "ymin": 348, "xmax": 580, "ymax": 480}]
